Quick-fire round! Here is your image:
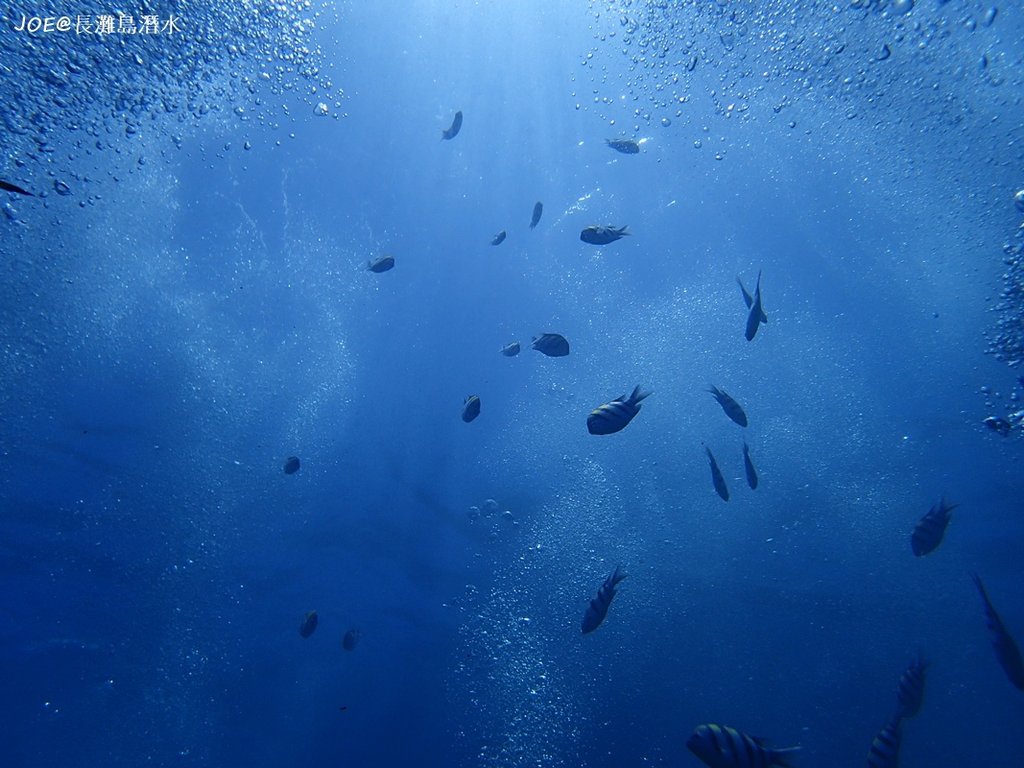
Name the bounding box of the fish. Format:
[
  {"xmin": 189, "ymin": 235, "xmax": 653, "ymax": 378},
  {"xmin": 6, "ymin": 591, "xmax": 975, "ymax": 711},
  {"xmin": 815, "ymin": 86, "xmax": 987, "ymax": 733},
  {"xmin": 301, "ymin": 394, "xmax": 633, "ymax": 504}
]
[
  {"xmin": 299, "ymin": 610, "xmax": 318, "ymax": 638},
  {"xmin": 745, "ymin": 271, "xmax": 765, "ymax": 341},
  {"xmin": 500, "ymin": 341, "xmax": 521, "ymax": 357},
  {"xmin": 342, "ymin": 628, "xmax": 361, "ymax": 651},
  {"xmin": 367, "ymin": 255, "xmax": 395, "ymax": 273},
  {"xmin": 587, "ymin": 386, "xmax": 651, "ymax": 435},
  {"xmin": 0, "ymin": 180, "xmax": 34, "ymax": 196},
  {"xmin": 581, "ymin": 565, "xmax": 626, "ymax": 634},
  {"xmin": 686, "ymin": 723, "xmax": 800, "ymax": 768},
  {"xmin": 867, "ymin": 716, "xmax": 902, "ymax": 768},
  {"xmin": 983, "ymin": 415, "xmax": 1011, "ymax": 436},
  {"xmin": 605, "ymin": 138, "xmax": 640, "ymax": 154},
  {"xmin": 283, "ymin": 456, "xmax": 301, "ymax": 475},
  {"xmin": 462, "ymin": 395, "xmax": 481, "ymax": 423},
  {"xmin": 742, "ymin": 441, "xmax": 758, "ymax": 490},
  {"xmin": 705, "ymin": 445, "xmax": 729, "ymax": 501},
  {"xmin": 530, "ymin": 201, "xmax": 543, "ymax": 229},
  {"xmin": 737, "ymin": 275, "xmax": 768, "ymax": 324},
  {"xmin": 971, "ymin": 573, "xmax": 1024, "ymax": 690},
  {"xmin": 491, "ymin": 230, "xmax": 507, "ymax": 246},
  {"xmin": 580, "ymin": 224, "xmax": 629, "ymax": 245},
  {"xmin": 910, "ymin": 497, "xmax": 956, "ymax": 556},
  {"xmin": 531, "ymin": 333, "xmax": 570, "ymax": 357},
  {"xmin": 895, "ymin": 653, "xmax": 927, "ymax": 719},
  {"xmin": 707, "ymin": 385, "xmax": 748, "ymax": 427},
  {"xmin": 441, "ymin": 110, "xmax": 463, "ymax": 140}
]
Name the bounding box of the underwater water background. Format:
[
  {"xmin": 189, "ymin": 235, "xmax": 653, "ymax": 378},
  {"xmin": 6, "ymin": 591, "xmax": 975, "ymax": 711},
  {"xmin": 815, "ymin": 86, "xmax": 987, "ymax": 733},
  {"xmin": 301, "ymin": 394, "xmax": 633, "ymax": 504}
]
[{"xmin": 1, "ymin": 0, "xmax": 1023, "ymax": 766}]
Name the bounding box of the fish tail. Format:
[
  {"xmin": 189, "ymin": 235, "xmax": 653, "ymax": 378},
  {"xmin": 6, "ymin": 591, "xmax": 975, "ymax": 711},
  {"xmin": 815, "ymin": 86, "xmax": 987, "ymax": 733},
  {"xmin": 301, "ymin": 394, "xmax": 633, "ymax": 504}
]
[
  {"xmin": 771, "ymin": 745, "xmax": 802, "ymax": 767},
  {"xmin": 630, "ymin": 385, "xmax": 652, "ymax": 404},
  {"xmin": 618, "ymin": 225, "xmax": 630, "ymax": 236}
]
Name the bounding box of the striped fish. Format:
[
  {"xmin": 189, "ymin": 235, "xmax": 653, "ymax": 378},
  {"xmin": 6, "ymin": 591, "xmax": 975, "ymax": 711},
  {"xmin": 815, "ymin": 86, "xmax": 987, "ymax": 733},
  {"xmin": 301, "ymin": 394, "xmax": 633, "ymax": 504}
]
[
  {"xmin": 708, "ymin": 385, "xmax": 748, "ymax": 427},
  {"xmin": 705, "ymin": 445, "xmax": 730, "ymax": 501},
  {"xmin": 686, "ymin": 723, "xmax": 800, "ymax": 768},
  {"xmin": 581, "ymin": 565, "xmax": 626, "ymax": 634},
  {"xmin": 737, "ymin": 275, "xmax": 768, "ymax": 324},
  {"xmin": 500, "ymin": 341, "xmax": 520, "ymax": 357},
  {"xmin": 530, "ymin": 201, "xmax": 543, "ymax": 229},
  {"xmin": 531, "ymin": 333, "xmax": 570, "ymax": 357},
  {"xmin": 744, "ymin": 271, "xmax": 765, "ymax": 341},
  {"xmin": 587, "ymin": 386, "xmax": 651, "ymax": 435},
  {"xmin": 461, "ymin": 395, "xmax": 481, "ymax": 423},
  {"xmin": 867, "ymin": 716, "xmax": 902, "ymax": 768},
  {"xmin": 491, "ymin": 230, "xmax": 507, "ymax": 246},
  {"xmin": 910, "ymin": 497, "xmax": 956, "ymax": 556},
  {"xmin": 742, "ymin": 441, "xmax": 759, "ymax": 490},
  {"xmin": 895, "ymin": 653, "xmax": 927, "ymax": 719},
  {"xmin": 971, "ymin": 573, "xmax": 1024, "ymax": 690}
]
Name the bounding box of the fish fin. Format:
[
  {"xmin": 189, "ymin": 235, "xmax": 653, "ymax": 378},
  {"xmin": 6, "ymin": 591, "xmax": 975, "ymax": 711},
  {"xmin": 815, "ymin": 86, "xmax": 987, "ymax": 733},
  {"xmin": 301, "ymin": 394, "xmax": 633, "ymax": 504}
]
[
  {"xmin": 618, "ymin": 225, "xmax": 630, "ymax": 236},
  {"xmin": 760, "ymin": 308, "xmax": 768, "ymax": 323},
  {"xmin": 611, "ymin": 565, "xmax": 627, "ymax": 583},
  {"xmin": 771, "ymin": 745, "xmax": 802, "ymax": 767},
  {"xmin": 629, "ymin": 385, "xmax": 652, "ymax": 404}
]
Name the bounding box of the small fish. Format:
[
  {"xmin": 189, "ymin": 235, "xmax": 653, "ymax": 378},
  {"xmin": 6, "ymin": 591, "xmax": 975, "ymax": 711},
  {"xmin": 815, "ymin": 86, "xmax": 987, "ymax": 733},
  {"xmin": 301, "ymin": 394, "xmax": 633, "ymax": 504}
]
[
  {"xmin": 971, "ymin": 573, "xmax": 1024, "ymax": 690},
  {"xmin": 580, "ymin": 224, "xmax": 629, "ymax": 245},
  {"xmin": 587, "ymin": 386, "xmax": 651, "ymax": 435},
  {"xmin": 742, "ymin": 441, "xmax": 758, "ymax": 490},
  {"xmin": 605, "ymin": 138, "xmax": 640, "ymax": 154},
  {"xmin": 705, "ymin": 445, "xmax": 729, "ymax": 501},
  {"xmin": 367, "ymin": 255, "xmax": 395, "ymax": 273},
  {"xmin": 500, "ymin": 341, "xmax": 521, "ymax": 357},
  {"xmin": 983, "ymin": 415, "xmax": 1011, "ymax": 436},
  {"xmin": 686, "ymin": 723, "xmax": 800, "ymax": 768},
  {"xmin": 462, "ymin": 395, "xmax": 481, "ymax": 423},
  {"xmin": 491, "ymin": 230, "xmax": 507, "ymax": 246},
  {"xmin": 867, "ymin": 716, "xmax": 902, "ymax": 768},
  {"xmin": 283, "ymin": 456, "xmax": 301, "ymax": 475},
  {"xmin": 736, "ymin": 275, "xmax": 768, "ymax": 324},
  {"xmin": 342, "ymin": 628, "xmax": 361, "ymax": 651},
  {"xmin": 299, "ymin": 610, "xmax": 318, "ymax": 638},
  {"xmin": 529, "ymin": 201, "xmax": 543, "ymax": 229},
  {"xmin": 531, "ymin": 333, "xmax": 570, "ymax": 357},
  {"xmin": 441, "ymin": 110, "xmax": 463, "ymax": 140},
  {"xmin": 581, "ymin": 565, "xmax": 626, "ymax": 634},
  {"xmin": 895, "ymin": 653, "xmax": 927, "ymax": 719},
  {"xmin": 745, "ymin": 271, "xmax": 765, "ymax": 341},
  {"xmin": 0, "ymin": 180, "xmax": 34, "ymax": 196},
  {"xmin": 910, "ymin": 497, "xmax": 956, "ymax": 556},
  {"xmin": 707, "ymin": 385, "xmax": 748, "ymax": 427}
]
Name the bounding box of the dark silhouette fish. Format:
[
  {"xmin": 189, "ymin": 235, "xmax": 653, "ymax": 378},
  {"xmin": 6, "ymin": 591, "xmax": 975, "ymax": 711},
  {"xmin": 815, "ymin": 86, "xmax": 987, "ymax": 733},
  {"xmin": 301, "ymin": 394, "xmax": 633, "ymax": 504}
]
[
  {"xmin": 587, "ymin": 386, "xmax": 651, "ymax": 435},
  {"xmin": 442, "ymin": 110, "xmax": 463, "ymax": 140},
  {"xmin": 581, "ymin": 565, "xmax": 626, "ymax": 634},
  {"xmin": 0, "ymin": 180, "xmax": 34, "ymax": 196},
  {"xmin": 737, "ymin": 275, "xmax": 768, "ymax": 324},
  {"xmin": 531, "ymin": 333, "xmax": 569, "ymax": 357},
  {"xmin": 910, "ymin": 497, "xmax": 956, "ymax": 556},
  {"xmin": 367, "ymin": 255, "xmax": 395, "ymax": 273},
  {"xmin": 299, "ymin": 611, "xmax": 318, "ymax": 638},
  {"xmin": 745, "ymin": 271, "xmax": 765, "ymax": 341},
  {"xmin": 896, "ymin": 653, "xmax": 927, "ymax": 719},
  {"xmin": 530, "ymin": 201, "xmax": 543, "ymax": 229},
  {"xmin": 687, "ymin": 723, "xmax": 800, "ymax": 768},
  {"xmin": 462, "ymin": 395, "xmax": 481, "ymax": 423},
  {"xmin": 867, "ymin": 716, "xmax": 903, "ymax": 768},
  {"xmin": 491, "ymin": 230, "xmax": 507, "ymax": 246},
  {"xmin": 983, "ymin": 415, "xmax": 1011, "ymax": 436},
  {"xmin": 500, "ymin": 341, "xmax": 520, "ymax": 357},
  {"xmin": 971, "ymin": 573, "xmax": 1024, "ymax": 690},
  {"xmin": 742, "ymin": 441, "xmax": 758, "ymax": 490},
  {"xmin": 707, "ymin": 385, "xmax": 747, "ymax": 427},
  {"xmin": 342, "ymin": 628, "xmax": 361, "ymax": 651},
  {"xmin": 605, "ymin": 138, "xmax": 640, "ymax": 154},
  {"xmin": 283, "ymin": 456, "xmax": 301, "ymax": 475},
  {"xmin": 705, "ymin": 445, "xmax": 729, "ymax": 501},
  {"xmin": 580, "ymin": 224, "xmax": 629, "ymax": 245}
]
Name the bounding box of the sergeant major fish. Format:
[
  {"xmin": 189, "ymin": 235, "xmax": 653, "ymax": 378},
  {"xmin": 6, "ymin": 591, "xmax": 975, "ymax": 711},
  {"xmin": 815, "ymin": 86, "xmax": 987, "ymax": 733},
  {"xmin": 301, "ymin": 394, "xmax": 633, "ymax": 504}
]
[
  {"xmin": 531, "ymin": 333, "xmax": 569, "ymax": 357},
  {"xmin": 896, "ymin": 653, "xmax": 927, "ymax": 719},
  {"xmin": 580, "ymin": 224, "xmax": 629, "ymax": 245},
  {"xmin": 742, "ymin": 441, "xmax": 758, "ymax": 490},
  {"xmin": 530, "ymin": 201, "xmax": 543, "ymax": 229},
  {"xmin": 867, "ymin": 716, "xmax": 902, "ymax": 768},
  {"xmin": 587, "ymin": 386, "xmax": 651, "ymax": 435},
  {"xmin": 605, "ymin": 138, "xmax": 640, "ymax": 154},
  {"xmin": 367, "ymin": 255, "xmax": 395, "ymax": 273},
  {"xmin": 708, "ymin": 385, "xmax": 747, "ymax": 427},
  {"xmin": 705, "ymin": 445, "xmax": 729, "ymax": 501},
  {"xmin": 441, "ymin": 110, "xmax": 462, "ymax": 140},
  {"xmin": 299, "ymin": 610, "xmax": 318, "ymax": 638},
  {"xmin": 910, "ymin": 497, "xmax": 956, "ymax": 556},
  {"xmin": 283, "ymin": 456, "xmax": 301, "ymax": 475},
  {"xmin": 971, "ymin": 573, "xmax": 1024, "ymax": 690},
  {"xmin": 744, "ymin": 271, "xmax": 765, "ymax": 341},
  {"xmin": 491, "ymin": 230, "xmax": 507, "ymax": 246},
  {"xmin": 736, "ymin": 275, "xmax": 768, "ymax": 324},
  {"xmin": 462, "ymin": 395, "xmax": 481, "ymax": 423},
  {"xmin": 581, "ymin": 565, "xmax": 626, "ymax": 634},
  {"xmin": 342, "ymin": 628, "xmax": 361, "ymax": 651},
  {"xmin": 686, "ymin": 723, "xmax": 800, "ymax": 768},
  {"xmin": 500, "ymin": 341, "xmax": 521, "ymax": 357}
]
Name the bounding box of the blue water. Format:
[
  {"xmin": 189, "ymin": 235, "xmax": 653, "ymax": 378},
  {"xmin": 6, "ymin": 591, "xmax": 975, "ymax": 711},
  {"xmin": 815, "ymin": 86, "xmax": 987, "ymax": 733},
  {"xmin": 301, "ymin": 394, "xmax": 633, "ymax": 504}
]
[{"xmin": 1, "ymin": 1, "xmax": 1023, "ymax": 766}]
